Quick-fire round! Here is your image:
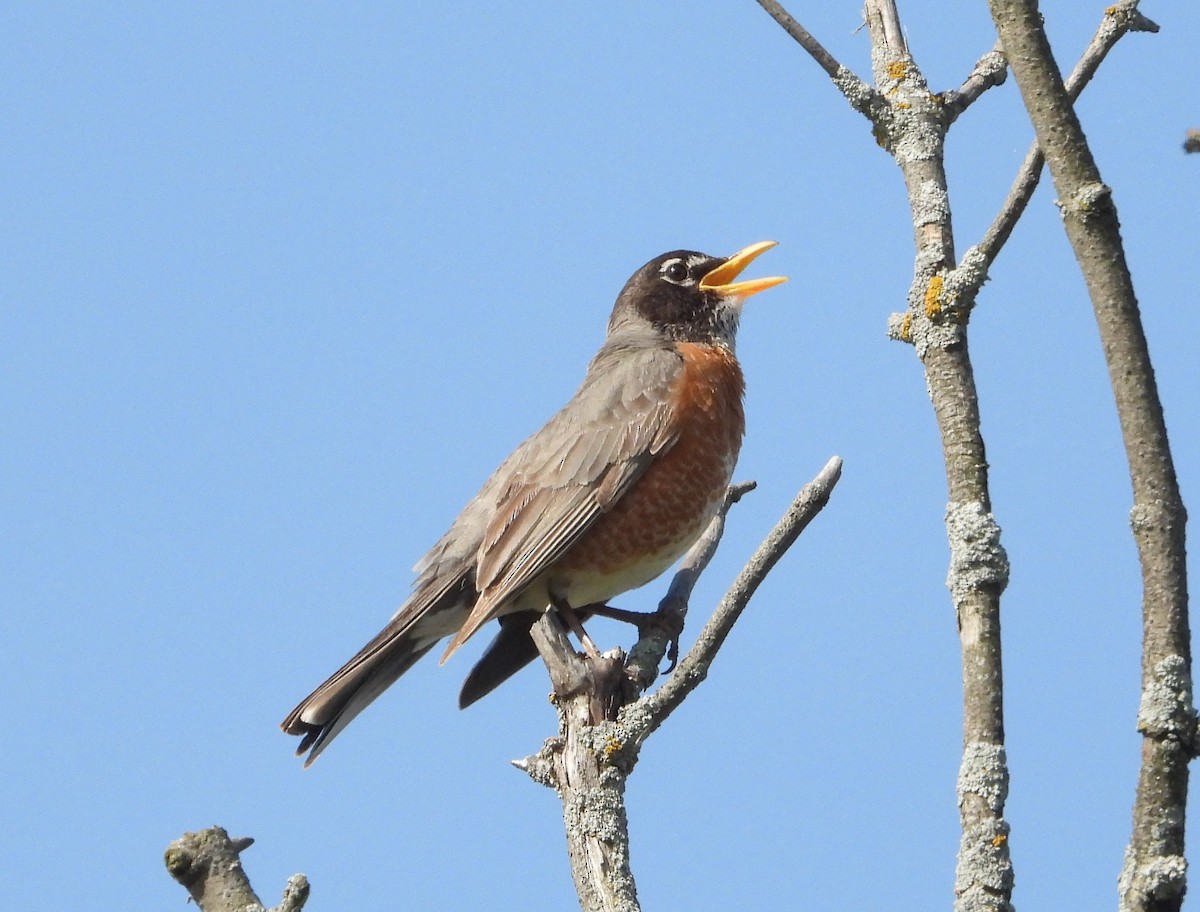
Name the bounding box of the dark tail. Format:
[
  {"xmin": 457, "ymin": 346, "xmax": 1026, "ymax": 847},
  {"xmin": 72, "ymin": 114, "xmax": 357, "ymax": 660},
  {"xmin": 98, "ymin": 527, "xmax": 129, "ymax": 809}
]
[
  {"xmin": 458, "ymin": 610, "xmax": 543, "ymax": 708},
  {"xmin": 458, "ymin": 604, "xmax": 599, "ymax": 708},
  {"xmin": 282, "ymin": 632, "xmax": 441, "ymax": 766}
]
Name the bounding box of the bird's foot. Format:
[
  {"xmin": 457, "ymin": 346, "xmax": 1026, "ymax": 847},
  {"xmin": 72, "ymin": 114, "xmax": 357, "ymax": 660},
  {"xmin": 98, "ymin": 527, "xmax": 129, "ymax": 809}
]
[{"xmin": 585, "ymin": 602, "xmax": 686, "ymax": 672}]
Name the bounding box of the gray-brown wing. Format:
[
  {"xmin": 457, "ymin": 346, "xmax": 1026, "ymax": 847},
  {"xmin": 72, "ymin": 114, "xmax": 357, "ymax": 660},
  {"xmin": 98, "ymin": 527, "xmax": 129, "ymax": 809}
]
[{"xmin": 440, "ymin": 340, "xmax": 684, "ymax": 656}]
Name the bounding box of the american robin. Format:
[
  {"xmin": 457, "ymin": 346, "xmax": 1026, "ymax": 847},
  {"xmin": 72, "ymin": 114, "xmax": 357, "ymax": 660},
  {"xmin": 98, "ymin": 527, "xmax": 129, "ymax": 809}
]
[{"xmin": 282, "ymin": 241, "xmax": 786, "ymax": 764}]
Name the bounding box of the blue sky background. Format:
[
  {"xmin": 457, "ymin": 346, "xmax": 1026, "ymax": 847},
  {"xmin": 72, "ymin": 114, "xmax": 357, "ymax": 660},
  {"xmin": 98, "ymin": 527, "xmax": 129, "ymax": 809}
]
[{"xmin": 3, "ymin": 3, "xmax": 1198, "ymax": 909}]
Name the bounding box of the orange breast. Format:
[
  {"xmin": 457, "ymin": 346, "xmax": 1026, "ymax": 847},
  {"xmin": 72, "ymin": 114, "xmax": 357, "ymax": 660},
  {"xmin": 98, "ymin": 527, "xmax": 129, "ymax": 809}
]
[{"xmin": 555, "ymin": 342, "xmax": 745, "ymax": 589}]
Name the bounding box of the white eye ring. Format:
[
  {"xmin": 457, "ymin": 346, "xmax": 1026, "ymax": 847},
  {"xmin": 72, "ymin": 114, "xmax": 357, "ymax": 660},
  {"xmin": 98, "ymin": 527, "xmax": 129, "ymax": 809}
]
[{"xmin": 661, "ymin": 259, "xmax": 689, "ymax": 284}]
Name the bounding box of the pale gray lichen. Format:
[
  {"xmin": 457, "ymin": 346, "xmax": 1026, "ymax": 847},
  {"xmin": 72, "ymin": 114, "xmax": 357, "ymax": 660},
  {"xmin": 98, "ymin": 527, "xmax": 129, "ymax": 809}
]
[
  {"xmin": 912, "ymin": 180, "xmax": 950, "ymax": 229},
  {"xmin": 958, "ymin": 741, "xmax": 1009, "ymax": 813},
  {"xmin": 945, "ymin": 501, "xmax": 1010, "ymax": 602},
  {"xmin": 833, "ymin": 65, "xmax": 879, "ymax": 117},
  {"xmin": 886, "ymin": 311, "xmax": 909, "ymax": 342},
  {"xmin": 1060, "ymin": 180, "xmax": 1112, "ymax": 219},
  {"xmin": 1119, "ymin": 846, "xmax": 1187, "ymax": 912},
  {"xmin": 954, "ymin": 821, "xmax": 1014, "ymax": 911},
  {"xmin": 1137, "ymin": 654, "xmax": 1197, "ymax": 740},
  {"xmin": 973, "ymin": 50, "xmax": 1008, "ymax": 82},
  {"xmin": 1129, "ymin": 498, "xmax": 1179, "ymax": 534},
  {"xmin": 886, "ymin": 310, "xmax": 962, "ymax": 359},
  {"xmin": 565, "ymin": 786, "xmax": 628, "ymax": 842},
  {"xmin": 891, "ymin": 110, "xmax": 943, "ymax": 165},
  {"xmin": 944, "ymin": 245, "xmax": 990, "ymax": 304}
]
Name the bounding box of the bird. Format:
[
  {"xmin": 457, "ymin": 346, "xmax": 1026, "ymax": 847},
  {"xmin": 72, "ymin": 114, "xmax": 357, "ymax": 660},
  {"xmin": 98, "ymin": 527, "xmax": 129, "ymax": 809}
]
[{"xmin": 281, "ymin": 241, "xmax": 786, "ymax": 764}]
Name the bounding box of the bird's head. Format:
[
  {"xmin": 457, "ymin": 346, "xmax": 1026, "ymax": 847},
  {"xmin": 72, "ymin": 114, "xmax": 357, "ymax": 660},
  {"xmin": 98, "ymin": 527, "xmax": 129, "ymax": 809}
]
[{"xmin": 607, "ymin": 241, "xmax": 787, "ymax": 349}]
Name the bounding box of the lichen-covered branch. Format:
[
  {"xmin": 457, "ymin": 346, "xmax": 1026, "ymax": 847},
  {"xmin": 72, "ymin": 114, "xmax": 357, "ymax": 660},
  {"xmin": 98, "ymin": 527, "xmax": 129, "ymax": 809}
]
[
  {"xmin": 984, "ymin": 4, "xmax": 1191, "ymax": 912},
  {"xmin": 940, "ymin": 43, "xmax": 1008, "ymax": 126},
  {"xmin": 859, "ymin": 3, "xmax": 1015, "ymax": 903},
  {"xmin": 164, "ymin": 827, "xmax": 309, "ymax": 912},
  {"xmin": 753, "ymin": 0, "xmax": 885, "ymax": 120},
  {"xmin": 760, "ymin": 0, "xmax": 1019, "ymax": 906},
  {"xmin": 518, "ymin": 460, "xmax": 842, "ymax": 912},
  {"xmin": 977, "ymin": 1, "xmax": 1160, "ymax": 270},
  {"xmin": 756, "ymin": 1, "xmax": 1162, "ymax": 906}
]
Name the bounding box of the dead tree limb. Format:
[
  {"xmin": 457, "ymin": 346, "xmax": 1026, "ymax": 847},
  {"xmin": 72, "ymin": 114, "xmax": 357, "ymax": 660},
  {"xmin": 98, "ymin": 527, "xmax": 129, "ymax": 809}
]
[{"xmin": 165, "ymin": 826, "xmax": 309, "ymax": 912}]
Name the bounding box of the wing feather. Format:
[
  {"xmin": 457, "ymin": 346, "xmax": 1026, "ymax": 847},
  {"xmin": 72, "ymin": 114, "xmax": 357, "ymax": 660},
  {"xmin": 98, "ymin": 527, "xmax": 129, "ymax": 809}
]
[{"xmin": 441, "ymin": 341, "xmax": 684, "ymax": 656}]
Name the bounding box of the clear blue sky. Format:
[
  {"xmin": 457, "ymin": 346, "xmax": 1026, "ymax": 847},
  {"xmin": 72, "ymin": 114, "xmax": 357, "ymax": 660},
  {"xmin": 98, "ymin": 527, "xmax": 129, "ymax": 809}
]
[{"xmin": 3, "ymin": 3, "xmax": 1197, "ymax": 909}]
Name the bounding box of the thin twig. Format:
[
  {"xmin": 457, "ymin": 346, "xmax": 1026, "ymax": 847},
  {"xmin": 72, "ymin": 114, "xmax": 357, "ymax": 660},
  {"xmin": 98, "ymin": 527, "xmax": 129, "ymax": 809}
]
[
  {"xmin": 754, "ymin": 0, "xmax": 883, "ymax": 118},
  {"xmin": 941, "ymin": 43, "xmax": 1008, "ymax": 126},
  {"xmin": 977, "ymin": 1, "xmax": 1160, "ymax": 269},
  {"xmin": 754, "ymin": 0, "xmax": 846, "ymax": 79},
  {"xmin": 641, "ymin": 456, "xmax": 842, "ymax": 732}
]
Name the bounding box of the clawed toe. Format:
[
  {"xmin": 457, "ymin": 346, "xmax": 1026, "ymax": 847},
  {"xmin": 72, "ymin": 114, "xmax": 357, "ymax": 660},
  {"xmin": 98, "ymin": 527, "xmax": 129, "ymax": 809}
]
[{"xmin": 585, "ymin": 602, "xmax": 685, "ymax": 672}]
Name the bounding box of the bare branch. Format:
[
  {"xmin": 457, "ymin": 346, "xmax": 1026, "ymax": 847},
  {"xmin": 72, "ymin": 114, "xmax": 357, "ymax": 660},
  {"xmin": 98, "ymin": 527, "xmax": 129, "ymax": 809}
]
[
  {"xmin": 978, "ymin": 1, "xmax": 1160, "ymax": 270},
  {"xmin": 868, "ymin": 0, "xmax": 907, "ymax": 55},
  {"xmin": 941, "ymin": 44, "xmax": 1008, "ymax": 126},
  {"xmin": 753, "ymin": 0, "xmax": 849, "ymax": 80},
  {"xmin": 164, "ymin": 827, "xmax": 310, "ymax": 912},
  {"xmin": 985, "ymin": 3, "xmax": 1190, "ymax": 911},
  {"xmin": 641, "ymin": 457, "xmax": 842, "ymax": 731},
  {"xmin": 754, "ymin": 0, "xmax": 884, "ymax": 118}
]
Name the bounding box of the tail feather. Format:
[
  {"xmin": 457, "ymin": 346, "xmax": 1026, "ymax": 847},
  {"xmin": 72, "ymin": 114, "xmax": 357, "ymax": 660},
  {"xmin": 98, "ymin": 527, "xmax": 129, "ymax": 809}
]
[
  {"xmin": 283, "ymin": 636, "xmax": 440, "ymax": 766},
  {"xmin": 282, "ymin": 578, "xmax": 471, "ymax": 765},
  {"xmin": 458, "ymin": 610, "xmax": 543, "ymax": 708}
]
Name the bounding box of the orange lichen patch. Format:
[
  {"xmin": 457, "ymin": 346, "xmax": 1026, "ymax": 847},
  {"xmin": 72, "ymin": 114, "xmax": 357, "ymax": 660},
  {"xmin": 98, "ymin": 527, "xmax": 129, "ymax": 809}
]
[
  {"xmin": 898, "ymin": 311, "xmax": 914, "ymax": 342},
  {"xmin": 887, "ymin": 60, "xmax": 908, "ymax": 81},
  {"xmin": 924, "ymin": 274, "xmax": 945, "ymax": 318},
  {"xmin": 557, "ymin": 343, "xmax": 745, "ymax": 578},
  {"xmin": 992, "ymin": 833, "xmax": 1008, "ymax": 848}
]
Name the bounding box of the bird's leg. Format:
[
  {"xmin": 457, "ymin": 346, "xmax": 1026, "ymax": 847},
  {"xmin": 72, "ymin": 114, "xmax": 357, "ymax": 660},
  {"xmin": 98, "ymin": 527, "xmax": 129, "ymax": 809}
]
[
  {"xmin": 583, "ymin": 601, "xmax": 686, "ymax": 671},
  {"xmin": 549, "ymin": 594, "xmax": 627, "ymax": 723},
  {"xmin": 549, "ymin": 594, "xmax": 602, "ymax": 659}
]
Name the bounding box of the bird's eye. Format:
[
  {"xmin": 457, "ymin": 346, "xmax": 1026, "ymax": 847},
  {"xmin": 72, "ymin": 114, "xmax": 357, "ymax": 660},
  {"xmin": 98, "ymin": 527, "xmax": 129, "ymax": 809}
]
[{"xmin": 662, "ymin": 260, "xmax": 688, "ymax": 283}]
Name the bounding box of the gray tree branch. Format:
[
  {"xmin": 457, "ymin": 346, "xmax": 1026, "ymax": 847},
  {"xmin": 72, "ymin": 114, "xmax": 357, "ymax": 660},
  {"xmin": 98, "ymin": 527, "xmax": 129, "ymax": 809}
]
[
  {"xmin": 165, "ymin": 827, "xmax": 309, "ymax": 912},
  {"xmin": 941, "ymin": 43, "xmax": 1008, "ymax": 126},
  {"xmin": 756, "ymin": 2, "xmax": 1161, "ymax": 907},
  {"xmin": 984, "ymin": 3, "xmax": 1192, "ymax": 912},
  {"xmin": 859, "ymin": 3, "xmax": 1015, "ymax": 908},
  {"xmin": 977, "ymin": 1, "xmax": 1160, "ymax": 271}
]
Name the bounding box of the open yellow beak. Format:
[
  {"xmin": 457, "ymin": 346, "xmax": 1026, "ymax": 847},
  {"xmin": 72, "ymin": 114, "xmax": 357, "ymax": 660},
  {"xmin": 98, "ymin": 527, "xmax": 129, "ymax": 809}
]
[{"xmin": 699, "ymin": 241, "xmax": 788, "ymax": 298}]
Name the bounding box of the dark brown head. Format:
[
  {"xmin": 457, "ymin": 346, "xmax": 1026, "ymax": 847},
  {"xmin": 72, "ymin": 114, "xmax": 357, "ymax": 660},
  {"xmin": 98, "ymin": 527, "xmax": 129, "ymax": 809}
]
[{"xmin": 607, "ymin": 241, "xmax": 787, "ymax": 348}]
